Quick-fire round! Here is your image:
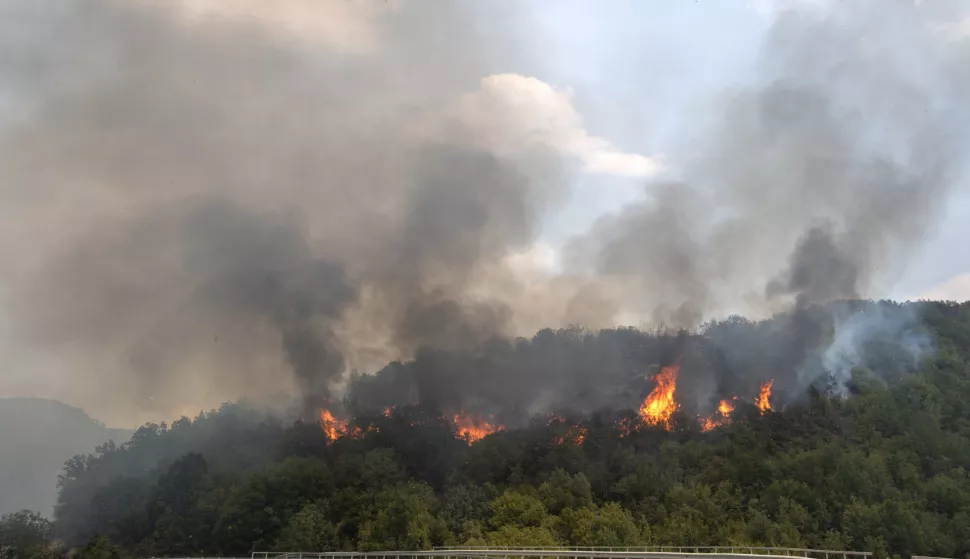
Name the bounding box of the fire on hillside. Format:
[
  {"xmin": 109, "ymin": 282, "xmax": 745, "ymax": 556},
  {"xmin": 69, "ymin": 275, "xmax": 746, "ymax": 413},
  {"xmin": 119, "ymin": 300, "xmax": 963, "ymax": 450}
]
[{"xmin": 317, "ymin": 362, "xmax": 775, "ymax": 443}]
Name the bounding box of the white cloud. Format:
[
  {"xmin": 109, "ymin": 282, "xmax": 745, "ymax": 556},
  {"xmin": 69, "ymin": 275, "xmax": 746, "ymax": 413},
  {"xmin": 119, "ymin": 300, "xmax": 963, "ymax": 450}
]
[
  {"xmin": 457, "ymin": 74, "xmax": 663, "ymax": 178},
  {"xmin": 748, "ymin": 0, "xmax": 835, "ymax": 18},
  {"xmin": 931, "ymin": 18, "xmax": 970, "ymax": 41},
  {"xmin": 164, "ymin": 0, "xmax": 397, "ymax": 53},
  {"xmin": 914, "ymin": 273, "xmax": 970, "ymax": 302},
  {"xmin": 505, "ymin": 241, "xmax": 562, "ymax": 277}
]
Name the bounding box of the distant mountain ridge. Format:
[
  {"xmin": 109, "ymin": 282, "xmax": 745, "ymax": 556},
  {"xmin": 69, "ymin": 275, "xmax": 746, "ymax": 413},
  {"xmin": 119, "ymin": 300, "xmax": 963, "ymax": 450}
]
[{"xmin": 0, "ymin": 397, "xmax": 132, "ymax": 517}]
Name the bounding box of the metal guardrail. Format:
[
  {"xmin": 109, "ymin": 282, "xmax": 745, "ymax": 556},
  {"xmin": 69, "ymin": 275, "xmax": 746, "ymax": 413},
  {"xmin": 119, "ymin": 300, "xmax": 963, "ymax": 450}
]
[
  {"xmin": 259, "ymin": 555, "xmax": 798, "ymax": 559},
  {"xmin": 436, "ymin": 549, "xmax": 871, "ymax": 559},
  {"xmin": 255, "ymin": 548, "xmax": 873, "ymax": 559}
]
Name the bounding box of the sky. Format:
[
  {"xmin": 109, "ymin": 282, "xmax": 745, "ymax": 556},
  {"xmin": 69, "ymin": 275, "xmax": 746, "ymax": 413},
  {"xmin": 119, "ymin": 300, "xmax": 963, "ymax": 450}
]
[
  {"xmin": 2, "ymin": 0, "xmax": 969, "ymax": 426},
  {"xmin": 178, "ymin": 0, "xmax": 970, "ymax": 294},
  {"xmin": 523, "ymin": 1, "xmax": 771, "ymax": 250},
  {"xmin": 526, "ymin": 0, "xmax": 970, "ymax": 302}
]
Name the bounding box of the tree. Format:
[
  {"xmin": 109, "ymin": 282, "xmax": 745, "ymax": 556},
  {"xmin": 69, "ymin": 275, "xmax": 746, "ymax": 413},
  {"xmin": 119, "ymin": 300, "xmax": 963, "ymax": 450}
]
[
  {"xmin": 275, "ymin": 503, "xmax": 336, "ymax": 552},
  {"xmin": 357, "ymin": 482, "xmax": 438, "ymax": 551},
  {"xmin": 74, "ymin": 536, "xmax": 128, "ymax": 559},
  {"xmin": 538, "ymin": 470, "xmax": 593, "ymax": 515},
  {"xmin": 554, "ymin": 503, "xmax": 644, "ymax": 546},
  {"xmin": 437, "ymin": 483, "xmax": 494, "ymax": 536},
  {"xmin": 489, "ymin": 490, "xmax": 548, "ymax": 529},
  {"xmin": 23, "ymin": 301, "xmax": 970, "ymax": 558},
  {"xmin": 464, "ymin": 525, "xmax": 560, "ymax": 547},
  {"xmin": 0, "ymin": 511, "xmax": 51, "ymax": 559},
  {"xmin": 213, "ymin": 456, "xmax": 335, "ymax": 553}
]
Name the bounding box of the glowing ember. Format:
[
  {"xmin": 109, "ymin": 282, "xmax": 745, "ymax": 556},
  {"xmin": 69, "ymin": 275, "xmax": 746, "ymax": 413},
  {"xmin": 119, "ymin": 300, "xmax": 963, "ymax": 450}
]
[
  {"xmin": 452, "ymin": 412, "xmax": 502, "ymax": 443},
  {"xmin": 640, "ymin": 365, "xmax": 680, "ymax": 429},
  {"xmin": 383, "ymin": 406, "xmax": 393, "ymax": 418},
  {"xmin": 617, "ymin": 416, "xmax": 636, "ymax": 437},
  {"xmin": 756, "ymin": 380, "xmax": 773, "ymax": 414},
  {"xmin": 552, "ymin": 424, "xmax": 588, "ymax": 446},
  {"xmin": 319, "ymin": 409, "xmax": 348, "ymax": 440},
  {"xmin": 346, "ymin": 424, "xmax": 379, "ymax": 439},
  {"xmin": 567, "ymin": 425, "xmax": 587, "ymax": 445}
]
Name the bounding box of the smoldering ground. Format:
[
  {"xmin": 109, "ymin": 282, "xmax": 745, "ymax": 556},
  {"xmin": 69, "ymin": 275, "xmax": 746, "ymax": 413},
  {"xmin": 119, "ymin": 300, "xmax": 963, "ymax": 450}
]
[{"xmin": 0, "ymin": 0, "xmax": 967, "ymax": 426}]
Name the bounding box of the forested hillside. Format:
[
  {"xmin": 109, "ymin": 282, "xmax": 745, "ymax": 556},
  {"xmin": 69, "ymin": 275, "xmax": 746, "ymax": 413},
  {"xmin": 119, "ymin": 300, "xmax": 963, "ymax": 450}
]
[
  {"xmin": 3, "ymin": 301, "xmax": 970, "ymax": 559},
  {"xmin": 0, "ymin": 398, "xmax": 131, "ymax": 517}
]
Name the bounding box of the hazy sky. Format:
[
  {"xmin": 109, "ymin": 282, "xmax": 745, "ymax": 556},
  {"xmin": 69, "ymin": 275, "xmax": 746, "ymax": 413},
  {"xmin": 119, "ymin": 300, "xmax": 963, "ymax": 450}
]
[
  {"xmin": 525, "ymin": 1, "xmax": 769, "ymax": 252},
  {"xmin": 2, "ymin": 0, "xmax": 969, "ymax": 426},
  {"xmin": 526, "ymin": 0, "xmax": 970, "ymax": 301},
  {"xmin": 165, "ymin": 0, "xmax": 970, "ymax": 300}
]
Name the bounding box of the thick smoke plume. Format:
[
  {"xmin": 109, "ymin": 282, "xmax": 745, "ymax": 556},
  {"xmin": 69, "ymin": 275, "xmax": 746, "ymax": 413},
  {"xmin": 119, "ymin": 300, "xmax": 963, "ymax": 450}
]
[{"xmin": 0, "ymin": 0, "xmax": 967, "ymax": 425}]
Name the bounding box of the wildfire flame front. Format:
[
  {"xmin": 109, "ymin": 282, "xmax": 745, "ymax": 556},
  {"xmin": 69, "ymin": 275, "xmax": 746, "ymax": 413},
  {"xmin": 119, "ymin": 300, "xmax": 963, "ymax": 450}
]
[
  {"xmin": 701, "ymin": 397, "xmax": 737, "ymax": 432},
  {"xmin": 319, "ymin": 409, "xmax": 348, "ymax": 440},
  {"xmin": 756, "ymin": 380, "xmax": 773, "ymax": 414},
  {"xmin": 452, "ymin": 412, "xmax": 502, "ymax": 443},
  {"xmin": 640, "ymin": 364, "xmax": 680, "ymax": 430}
]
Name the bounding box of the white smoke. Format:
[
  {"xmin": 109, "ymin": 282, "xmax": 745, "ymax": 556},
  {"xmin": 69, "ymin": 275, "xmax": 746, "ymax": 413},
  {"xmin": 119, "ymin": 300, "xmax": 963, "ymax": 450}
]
[{"xmin": 818, "ymin": 303, "xmax": 933, "ymax": 395}]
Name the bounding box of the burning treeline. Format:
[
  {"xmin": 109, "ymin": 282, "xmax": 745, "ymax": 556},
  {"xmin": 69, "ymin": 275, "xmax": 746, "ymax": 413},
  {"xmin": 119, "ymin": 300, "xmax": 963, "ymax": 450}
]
[
  {"xmin": 321, "ymin": 406, "xmax": 505, "ymax": 444},
  {"xmin": 312, "ymin": 300, "xmax": 929, "ymax": 446},
  {"xmin": 319, "ymin": 363, "xmax": 773, "ymax": 445},
  {"xmin": 644, "ymin": 368, "xmax": 773, "ymax": 434}
]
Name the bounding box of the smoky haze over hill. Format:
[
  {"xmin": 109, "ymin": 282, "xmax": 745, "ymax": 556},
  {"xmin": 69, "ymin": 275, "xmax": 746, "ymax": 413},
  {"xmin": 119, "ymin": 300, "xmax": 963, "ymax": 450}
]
[
  {"xmin": 344, "ymin": 300, "xmax": 932, "ymax": 425},
  {"xmin": 0, "ymin": 398, "xmax": 131, "ymax": 516},
  {"xmin": 0, "ymin": 0, "xmax": 968, "ymax": 425}
]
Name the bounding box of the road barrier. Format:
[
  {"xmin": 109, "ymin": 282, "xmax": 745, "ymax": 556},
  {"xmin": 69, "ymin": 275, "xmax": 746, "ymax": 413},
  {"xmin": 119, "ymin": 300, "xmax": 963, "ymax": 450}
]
[{"xmin": 253, "ymin": 547, "xmax": 873, "ymax": 559}]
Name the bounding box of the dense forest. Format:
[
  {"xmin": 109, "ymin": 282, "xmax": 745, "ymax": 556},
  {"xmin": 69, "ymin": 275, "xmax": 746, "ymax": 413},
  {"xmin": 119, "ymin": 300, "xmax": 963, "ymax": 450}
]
[{"xmin": 3, "ymin": 300, "xmax": 970, "ymax": 559}]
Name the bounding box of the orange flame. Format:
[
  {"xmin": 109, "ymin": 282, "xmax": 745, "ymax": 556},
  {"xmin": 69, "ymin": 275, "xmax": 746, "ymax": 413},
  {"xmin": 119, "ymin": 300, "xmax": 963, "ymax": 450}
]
[
  {"xmin": 640, "ymin": 365, "xmax": 680, "ymax": 429},
  {"xmin": 756, "ymin": 380, "xmax": 773, "ymax": 414},
  {"xmin": 700, "ymin": 417, "xmax": 718, "ymax": 432},
  {"xmin": 319, "ymin": 409, "xmax": 348, "ymax": 440},
  {"xmin": 452, "ymin": 412, "xmax": 502, "ymax": 443},
  {"xmin": 700, "ymin": 397, "xmax": 737, "ymax": 432},
  {"xmin": 383, "ymin": 406, "xmax": 393, "ymax": 418},
  {"xmin": 572, "ymin": 427, "xmax": 587, "ymax": 445}
]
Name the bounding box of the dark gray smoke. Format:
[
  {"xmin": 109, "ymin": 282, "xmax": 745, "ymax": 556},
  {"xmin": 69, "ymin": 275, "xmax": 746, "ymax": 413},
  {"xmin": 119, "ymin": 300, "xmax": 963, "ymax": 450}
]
[
  {"xmin": 0, "ymin": 0, "xmax": 967, "ymax": 426},
  {"xmin": 767, "ymin": 225, "xmax": 859, "ymax": 310},
  {"xmin": 557, "ymin": 1, "xmax": 968, "ymax": 397},
  {"xmin": 0, "ymin": 0, "xmax": 558, "ymax": 422},
  {"xmin": 174, "ymin": 198, "xmax": 357, "ymax": 408}
]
